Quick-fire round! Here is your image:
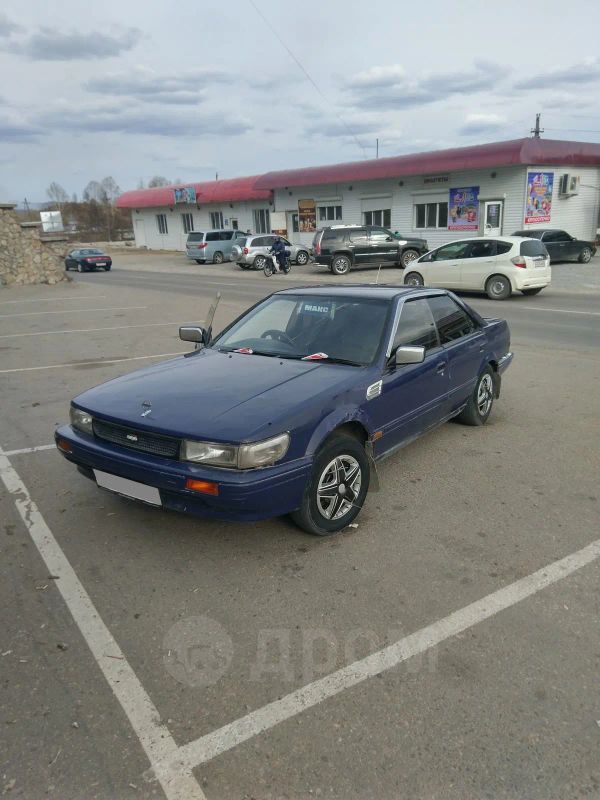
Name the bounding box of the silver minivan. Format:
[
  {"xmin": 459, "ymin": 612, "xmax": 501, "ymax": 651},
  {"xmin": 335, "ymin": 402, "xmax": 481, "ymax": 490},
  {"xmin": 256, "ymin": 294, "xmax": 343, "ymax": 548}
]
[{"xmin": 186, "ymin": 230, "xmax": 246, "ymax": 264}]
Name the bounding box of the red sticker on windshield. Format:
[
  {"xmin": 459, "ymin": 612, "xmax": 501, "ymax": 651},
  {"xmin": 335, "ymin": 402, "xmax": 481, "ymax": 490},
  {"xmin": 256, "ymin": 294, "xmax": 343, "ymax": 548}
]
[
  {"xmin": 234, "ymin": 348, "xmax": 253, "ymax": 354},
  {"xmin": 301, "ymin": 352, "xmax": 329, "ymax": 361}
]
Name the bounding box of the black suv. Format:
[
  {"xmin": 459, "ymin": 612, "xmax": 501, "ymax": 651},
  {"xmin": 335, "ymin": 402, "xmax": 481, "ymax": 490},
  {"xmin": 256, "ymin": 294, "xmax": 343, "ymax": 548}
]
[{"xmin": 312, "ymin": 225, "xmax": 429, "ymax": 275}]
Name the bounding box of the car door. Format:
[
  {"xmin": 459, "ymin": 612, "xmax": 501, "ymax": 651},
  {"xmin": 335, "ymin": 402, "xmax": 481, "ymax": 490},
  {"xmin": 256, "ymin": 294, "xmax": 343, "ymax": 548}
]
[
  {"xmin": 371, "ymin": 298, "xmax": 449, "ymax": 454},
  {"xmin": 347, "ymin": 228, "xmax": 371, "ymax": 265},
  {"xmin": 368, "ymin": 228, "xmax": 400, "ymax": 264},
  {"xmin": 541, "ymin": 231, "xmax": 569, "ymax": 261},
  {"xmin": 426, "ymin": 294, "xmax": 485, "ymax": 415},
  {"xmin": 426, "ymin": 241, "xmax": 471, "ymax": 288},
  {"xmin": 65, "ymin": 250, "xmax": 78, "ymax": 268},
  {"xmin": 459, "ymin": 239, "xmax": 498, "ymax": 290}
]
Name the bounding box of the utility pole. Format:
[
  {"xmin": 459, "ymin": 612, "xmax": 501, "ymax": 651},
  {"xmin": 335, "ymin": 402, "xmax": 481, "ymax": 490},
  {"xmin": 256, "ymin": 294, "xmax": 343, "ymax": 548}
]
[
  {"xmin": 215, "ymin": 172, "xmax": 218, "ymax": 181},
  {"xmin": 376, "ymin": 138, "xmax": 379, "ymax": 159},
  {"xmin": 531, "ymin": 113, "xmax": 544, "ymax": 138}
]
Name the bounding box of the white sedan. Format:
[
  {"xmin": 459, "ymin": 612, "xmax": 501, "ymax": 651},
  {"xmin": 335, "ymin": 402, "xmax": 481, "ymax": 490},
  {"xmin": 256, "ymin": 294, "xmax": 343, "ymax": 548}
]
[{"xmin": 403, "ymin": 236, "xmax": 551, "ymax": 300}]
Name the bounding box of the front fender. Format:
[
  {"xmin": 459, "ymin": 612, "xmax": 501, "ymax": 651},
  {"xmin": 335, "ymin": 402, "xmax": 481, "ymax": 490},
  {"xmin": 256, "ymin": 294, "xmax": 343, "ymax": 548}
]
[{"xmin": 305, "ymin": 405, "xmax": 374, "ymax": 456}]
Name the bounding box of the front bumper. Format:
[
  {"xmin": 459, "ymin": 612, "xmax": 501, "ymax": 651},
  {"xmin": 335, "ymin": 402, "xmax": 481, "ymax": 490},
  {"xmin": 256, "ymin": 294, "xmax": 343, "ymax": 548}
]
[{"xmin": 54, "ymin": 425, "xmax": 312, "ymax": 522}]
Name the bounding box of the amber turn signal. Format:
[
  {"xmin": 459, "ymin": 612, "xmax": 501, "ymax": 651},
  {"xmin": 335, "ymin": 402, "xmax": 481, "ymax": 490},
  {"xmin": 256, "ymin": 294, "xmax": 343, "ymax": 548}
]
[
  {"xmin": 56, "ymin": 439, "xmax": 72, "ymax": 454},
  {"xmin": 185, "ymin": 478, "xmax": 219, "ymax": 496}
]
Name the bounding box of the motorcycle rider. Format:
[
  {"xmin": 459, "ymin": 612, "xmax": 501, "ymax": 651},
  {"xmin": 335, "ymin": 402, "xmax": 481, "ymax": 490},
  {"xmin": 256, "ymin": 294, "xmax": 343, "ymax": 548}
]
[{"xmin": 270, "ymin": 236, "xmax": 287, "ymax": 273}]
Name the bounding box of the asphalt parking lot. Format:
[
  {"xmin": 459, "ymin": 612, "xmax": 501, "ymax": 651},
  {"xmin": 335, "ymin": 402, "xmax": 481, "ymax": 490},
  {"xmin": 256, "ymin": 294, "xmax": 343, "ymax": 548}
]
[{"xmin": 1, "ymin": 252, "xmax": 599, "ymax": 799}]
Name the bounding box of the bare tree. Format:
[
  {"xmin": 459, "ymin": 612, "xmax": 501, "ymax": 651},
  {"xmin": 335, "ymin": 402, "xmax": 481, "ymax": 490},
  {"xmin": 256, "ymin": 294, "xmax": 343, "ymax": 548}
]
[
  {"xmin": 83, "ymin": 180, "xmax": 107, "ymax": 204},
  {"xmin": 100, "ymin": 176, "xmax": 121, "ymax": 205},
  {"xmin": 148, "ymin": 176, "xmax": 170, "ymax": 188},
  {"xmin": 47, "ymin": 182, "xmax": 69, "ymax": 208}
]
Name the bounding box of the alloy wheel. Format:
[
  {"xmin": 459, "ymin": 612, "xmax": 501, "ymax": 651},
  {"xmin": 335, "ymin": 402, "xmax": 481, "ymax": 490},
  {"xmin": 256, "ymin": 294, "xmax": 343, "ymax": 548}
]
[
  {"xmin": 477, "ymin": 374, "xmax": 494, "ymax": 416},
  {"xmin": 316, "ymin": 455, "xmax": 361, "ymax": 521}
]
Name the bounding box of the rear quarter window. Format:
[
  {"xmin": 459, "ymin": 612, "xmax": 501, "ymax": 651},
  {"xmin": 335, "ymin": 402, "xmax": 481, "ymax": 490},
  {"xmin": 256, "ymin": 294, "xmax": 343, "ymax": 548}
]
[
  {"xmin": 322, "ymin": 229, "xmax": 341, "ymax": 241},
  {"xmin": 206, "ymin": 232, "xmax": 220, "ymax": 242},
  {"xmin": 520, "ymin": 240, "xmax": 548, "ymax": 257},
  {"xmin": 187, "ymin": 232, "xmax": 204, "ymax": 242},
  {"xmin": 496, "ymin": 241, "xmax": 513, "ymax": 255}
]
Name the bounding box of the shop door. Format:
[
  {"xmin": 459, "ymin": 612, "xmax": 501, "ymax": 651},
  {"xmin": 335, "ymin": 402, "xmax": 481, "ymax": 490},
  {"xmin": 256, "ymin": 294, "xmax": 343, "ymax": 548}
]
[{"xmin": 483, "ymin": 201, "xmax": 503, "ymax": 236}]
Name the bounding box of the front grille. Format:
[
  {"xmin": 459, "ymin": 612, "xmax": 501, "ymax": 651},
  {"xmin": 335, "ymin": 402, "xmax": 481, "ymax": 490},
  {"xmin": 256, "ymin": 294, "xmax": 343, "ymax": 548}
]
[{"xmin": 93, "ymin": 419, "xmax": 181, "ymax": 459}]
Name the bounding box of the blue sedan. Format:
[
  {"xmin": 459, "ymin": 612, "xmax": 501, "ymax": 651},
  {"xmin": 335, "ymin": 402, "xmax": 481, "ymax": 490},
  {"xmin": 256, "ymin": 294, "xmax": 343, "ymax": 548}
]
[{"xmin": 55, "ymin": 286, "xmax": 513, "ymax": 535}]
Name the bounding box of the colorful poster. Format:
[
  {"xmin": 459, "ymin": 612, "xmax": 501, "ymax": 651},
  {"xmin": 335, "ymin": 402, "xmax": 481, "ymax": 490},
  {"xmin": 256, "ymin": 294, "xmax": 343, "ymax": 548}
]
[
  {"xmin": 298, "ymin": 199, "xmax": 316, "ymax": 232},
  {"xmin": 174, "ymin": 186, "xmax": 196, "ymax": 204},
  {"xmin": 525, "ymin": 171, "xmax": 553, "ymax": 224},
  {"xmin": 448, "ymin": 186, "xmax": 480, "ymax": 231}
]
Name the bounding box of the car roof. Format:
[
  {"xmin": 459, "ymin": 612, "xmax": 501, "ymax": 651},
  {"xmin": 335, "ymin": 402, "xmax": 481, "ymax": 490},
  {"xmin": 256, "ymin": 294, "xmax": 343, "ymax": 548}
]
[
  {"xmin": 274, "ymin": 284, "xmax": 437, "ymax": 300},
  {"xmin": 440, "ymin": 235, "xmax": 537, "ymax": 243}
]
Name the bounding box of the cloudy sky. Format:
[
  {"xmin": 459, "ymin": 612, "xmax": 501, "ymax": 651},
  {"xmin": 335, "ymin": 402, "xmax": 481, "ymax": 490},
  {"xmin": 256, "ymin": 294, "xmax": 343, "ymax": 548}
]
[{"xmin": 1, "ymin": 0, "xmax": 599, "ymax": 202}]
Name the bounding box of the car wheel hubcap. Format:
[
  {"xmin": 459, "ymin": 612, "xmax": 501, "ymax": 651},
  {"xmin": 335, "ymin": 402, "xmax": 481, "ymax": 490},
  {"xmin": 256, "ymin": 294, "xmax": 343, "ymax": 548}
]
[
  {"xmin": 297, "ymin": 252, "xmax": 308, "ymax": 264},
  {"xmin": 316, "ymin": 455, "xmax": 361, "ymax": 520},
  {"xmin": 403, "ymin": 251, "xmax": 417, "ymax": 265},
  {"xmin": 582, "ymin": 249, "xmax": 591, "ymax": 262},
  {"xmin": 477, "ymin": 374, "xmax": 494, "ymax": 416},
  {"xmin": 407, "ymin": 275, "xmax": 421, "ymax": 285},
  {"xmin": 334, "ymin": 259, "xmax": 347, "ymax": 273},
  {"xmin": 491, "ymin": 280, "xmax": 505, "ymax": 296}
]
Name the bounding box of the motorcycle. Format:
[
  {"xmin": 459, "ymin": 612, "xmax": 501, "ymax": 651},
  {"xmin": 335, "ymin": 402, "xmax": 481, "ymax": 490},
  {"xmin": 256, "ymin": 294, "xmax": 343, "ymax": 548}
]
[{"xmin": 263, "ymin": 248, "xmax": 291, "ymax": 277}]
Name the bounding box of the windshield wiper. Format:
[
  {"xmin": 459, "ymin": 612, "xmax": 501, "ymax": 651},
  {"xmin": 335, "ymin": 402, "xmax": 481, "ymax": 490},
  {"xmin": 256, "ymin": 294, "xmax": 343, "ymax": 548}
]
[{"xmin": 301, "ymin": 354, "xmax": 363, "ymax": 366}]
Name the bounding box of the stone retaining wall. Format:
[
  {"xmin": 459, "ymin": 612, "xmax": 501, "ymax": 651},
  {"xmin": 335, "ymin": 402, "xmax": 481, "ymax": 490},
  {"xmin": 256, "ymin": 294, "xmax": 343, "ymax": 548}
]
[{"xmin": 0, "ymin": 204, "xmax": 68, "ymax": 286}]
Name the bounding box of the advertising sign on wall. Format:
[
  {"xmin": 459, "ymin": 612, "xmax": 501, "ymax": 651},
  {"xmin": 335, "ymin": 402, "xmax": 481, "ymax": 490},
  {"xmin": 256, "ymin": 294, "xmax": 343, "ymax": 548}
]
[
  {"xmin": 174, "ymin": 186, "xmax": 197, "ymax": 204},
  {"xmin": 448, "ymin": 186, "xmax": 480, "ymax": 231},
  {"xmin": 524, "ymin": 171, "xmax": 553, "ymax": 224},
  {"xmin": 298, "ymin": 199, "xmax": 316, "ymax": 232}
]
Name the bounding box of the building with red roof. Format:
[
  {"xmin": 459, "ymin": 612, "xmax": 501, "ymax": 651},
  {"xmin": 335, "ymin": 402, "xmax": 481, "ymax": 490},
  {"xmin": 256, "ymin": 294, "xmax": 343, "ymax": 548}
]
[{"xmin": 117, "ymin": 138, "xmax": 600, "ymax": 253}]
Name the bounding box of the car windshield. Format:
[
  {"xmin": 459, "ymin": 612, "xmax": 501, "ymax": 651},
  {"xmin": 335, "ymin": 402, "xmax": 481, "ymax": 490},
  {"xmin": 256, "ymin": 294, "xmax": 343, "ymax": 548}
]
[
  {"xmin": 81, "ymin": 249, "xmax": 103, "ymax": 255},
  {"xmin": 212, "ymin": 294, "xmax": 391, "ymax": 366}
]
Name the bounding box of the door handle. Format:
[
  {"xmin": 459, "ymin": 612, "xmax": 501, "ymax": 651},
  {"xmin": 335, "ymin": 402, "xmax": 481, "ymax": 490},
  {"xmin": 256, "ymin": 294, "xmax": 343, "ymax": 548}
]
[{"xmin": 436, "ymin": 363, "xmax": 446, "ymax": 375}]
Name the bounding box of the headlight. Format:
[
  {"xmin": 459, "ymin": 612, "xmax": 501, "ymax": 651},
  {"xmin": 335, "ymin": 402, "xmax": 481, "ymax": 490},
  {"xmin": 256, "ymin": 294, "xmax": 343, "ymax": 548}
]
[
  {"xmin": 70, "ymin": 406, "xmax": 94, "ymax": 435},
  {"xmin": 181, "ymin": 432, "xmax": 289, "ymax": 469},
  {"xmin": 238, "ymin": 433, "xmax": 289, "ymax": 469},
  {"xmin": 181, "ymin": 440, "xmax": 238, "ymax": 468}
]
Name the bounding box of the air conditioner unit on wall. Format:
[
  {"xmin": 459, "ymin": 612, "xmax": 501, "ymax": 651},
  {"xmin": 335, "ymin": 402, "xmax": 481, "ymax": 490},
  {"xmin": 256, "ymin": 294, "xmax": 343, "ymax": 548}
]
[{"xmin": 559, "ymin": 174, "xmax": 580, "ymax": 196}]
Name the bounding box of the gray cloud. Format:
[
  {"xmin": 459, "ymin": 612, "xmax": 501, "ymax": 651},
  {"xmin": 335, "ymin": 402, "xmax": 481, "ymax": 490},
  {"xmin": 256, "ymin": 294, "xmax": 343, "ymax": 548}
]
[
  {"xmin": 306, "ymin": 119, "xmax": 380, "ymax": 138},
  {"xmin": 458, "ymin": 113, "xmax": 507, "ymax": 136},
  {"xmin": 84, "ymin": 69, "xmax": 233, "ymax": 105},
  {"xmin": 514, "ymin": 57, "xmax": 600, "ymax": 90},
  {"xmin": 34, "ymin": 104, "xmax": 251, "ymax": 138},
  {"xmin": 9, "ymin": 26, "xmax": 141, "ymax": 60},
  {"xmin": 346, "ymin": 60, "xmax": 509, "ymax": 110},
  {"xmin": 0, "ymin": 111, "xmax": 40, "ymax": 142},
  {"xmin": 0, "ymin": 13, "xmax": 21, "ymax": 37}
]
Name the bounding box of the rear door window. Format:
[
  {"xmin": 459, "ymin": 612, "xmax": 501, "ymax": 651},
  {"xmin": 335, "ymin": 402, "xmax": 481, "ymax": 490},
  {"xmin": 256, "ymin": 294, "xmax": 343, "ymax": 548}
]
[
  {"xmin": 520, "ymin": 240, "xmax": 548, "ymax": 257},
  {"xmin": 206, "ymin": 232, "xmax": 220, "ymax": 242},
  {"xmin": 349, "ymin": 228, "xmax": 368, "ymax": 244},
  {"xmin": 221, "ymin": 231, "xmax": 235, "ymax": 240},
  {"xmin": 466, "ymin": 240, "xmax": 497, "ymax": 258},
  {"xmin": 187, "ymin": 232, "xmax": 204, "ymax": 242},
  {"xmin": 542, "ymin": 230, "xmax": 570, "ymax": 243},
  {"xmin": 427, "ymin": 295, "xmax": 477, "ymax": 343}
]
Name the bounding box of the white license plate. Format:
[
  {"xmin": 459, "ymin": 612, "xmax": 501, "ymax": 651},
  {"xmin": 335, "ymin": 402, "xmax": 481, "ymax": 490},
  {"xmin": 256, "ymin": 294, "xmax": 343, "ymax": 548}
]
[
  {"xmin": 96, "ymin": 262, "xmax": 106, "ymax": 266},
  {"xmin": 93, "ymin": 470, "xmax": 161, "ymax": 506}
]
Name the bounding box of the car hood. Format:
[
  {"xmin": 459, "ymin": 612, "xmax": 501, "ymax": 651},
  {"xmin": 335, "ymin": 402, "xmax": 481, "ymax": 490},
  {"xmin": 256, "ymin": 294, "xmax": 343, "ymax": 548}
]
[{"xmin": 74, "ymin": 348, "xmax": 359, "ymax": 442}]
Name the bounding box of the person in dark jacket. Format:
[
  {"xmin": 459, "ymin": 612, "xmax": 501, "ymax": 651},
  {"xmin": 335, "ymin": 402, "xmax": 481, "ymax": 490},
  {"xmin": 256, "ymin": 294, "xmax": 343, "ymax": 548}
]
[{"xmin": 270, "ymin": 237, "xmax": 287, "ymax": 272}]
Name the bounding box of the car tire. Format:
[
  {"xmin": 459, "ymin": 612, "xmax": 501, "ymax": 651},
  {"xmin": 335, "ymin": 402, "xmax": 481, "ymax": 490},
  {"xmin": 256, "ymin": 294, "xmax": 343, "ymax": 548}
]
[
  {"xmin": 291, "ymin": 434, "xmax": 370, "ymax": 536},
  {"xmin": 195, "ymin": 259, "xmax": 202, "ymax": 264},
  {"xmin": 456, "ymin": 366, "xmax": 495, "ymax": 426},
  {"xmin": 578, "ymin": 247, "xmax": 592, "ymax": 263},
  {"xmin": 104, "ymin": 266, "xmax": 111, "ymax": 271},
  {"xmin": 521, "ymin": 287, "xmax": 542, "ymax": 296},
  {"xmin": 213, "ymin": 251, "xmax": 224, "ymax": 264},
  {"xmin": 485, "ymin": 275, "xmax": 511, "ymax": 300},
  {"xmin": 331, "ymin": 255, "xmax": 351, "ymax": 275},
  {"xmin": 404, "ymin": 271, "xmax": 424, "ymax": 286},
  {"xmin": 77, "ymin": 263, "xmax": 85, "ymax": 273},
  {"xmin": 254, "ymin": 255, "xmax": 267, "ymax": 270},
  {"xmin": 295, "ymin": 250, "xmax": 309, "ymax": 265},
  {"xmin": 401, "ymin": 249, "xmax": 420, "ymax": 268},
  {"xmin": 239, "ymin": 263, "xmax": 250, "ymax": 270}
]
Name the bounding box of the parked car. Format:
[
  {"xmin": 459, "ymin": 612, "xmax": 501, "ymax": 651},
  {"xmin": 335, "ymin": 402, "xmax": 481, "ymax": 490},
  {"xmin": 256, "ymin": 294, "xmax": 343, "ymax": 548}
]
[
  {"xmin": 185, "ymin": 230, "xmax": 246, "ymax": 264},
  {"xmin": 55, "ymin": 285, "xmax": 512, "ymax": 535},
  {"xmin": 231, "ymin": 235, "xmax": 311, "ymax": 269},
  {"xmin": 511, "ymin": 228, "xmax": 596, "ymax": 263},
  {"xmin": 64, "ymin": 248, "xmax": 112, "ymax": 272},
  {"xmin": 312, "ymin": 225, "xmax": 428, "ymax": 274},
  {"xmin": 404, "ymin": 236, "xmax": 551, "ymax": 300}
]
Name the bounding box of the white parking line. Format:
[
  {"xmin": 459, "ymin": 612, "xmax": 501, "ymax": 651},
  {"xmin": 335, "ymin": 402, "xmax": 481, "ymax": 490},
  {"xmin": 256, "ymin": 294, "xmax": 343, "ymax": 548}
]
[
  {"xmin": 0, "ymin": 295, "xmax": 106, "ymax": 305},
  {"xmin": 0, "ymin": 351, "xmax": 186, "ymax": 374},
  {"xmin": 3, "ymin": 444, "xmax": 55, "ymax": 456},
  {"xmin": 0, "ymin": 306, "xmax": 146, "ymax": 319},
  {"xmin": 0, "ymin": 449, "xmax": 207, "ymax": 800},
  {"xmin": 151, "ymin": 536, "xmax": 600, "ymax": 776},
  {"xmin": 519, "ymin": 306, "xmax": 600, "ymax": 316},
  {"xmin": 0, "ymin": 321, "xmax": 190, "ymax": 340}
]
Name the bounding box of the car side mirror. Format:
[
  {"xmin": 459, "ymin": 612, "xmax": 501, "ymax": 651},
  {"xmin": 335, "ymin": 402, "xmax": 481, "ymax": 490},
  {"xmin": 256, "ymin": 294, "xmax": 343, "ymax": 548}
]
[
  {"xmin": 179, "ymin": 326, "xmax": 206, "ymax": 346},
  {"xmin": 386, "ymin": 236, "xmax": 394, "ymax": 241},
  {"xmin": 395, "ymin": 345, "xmax": 425, "ymax": 365}
]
